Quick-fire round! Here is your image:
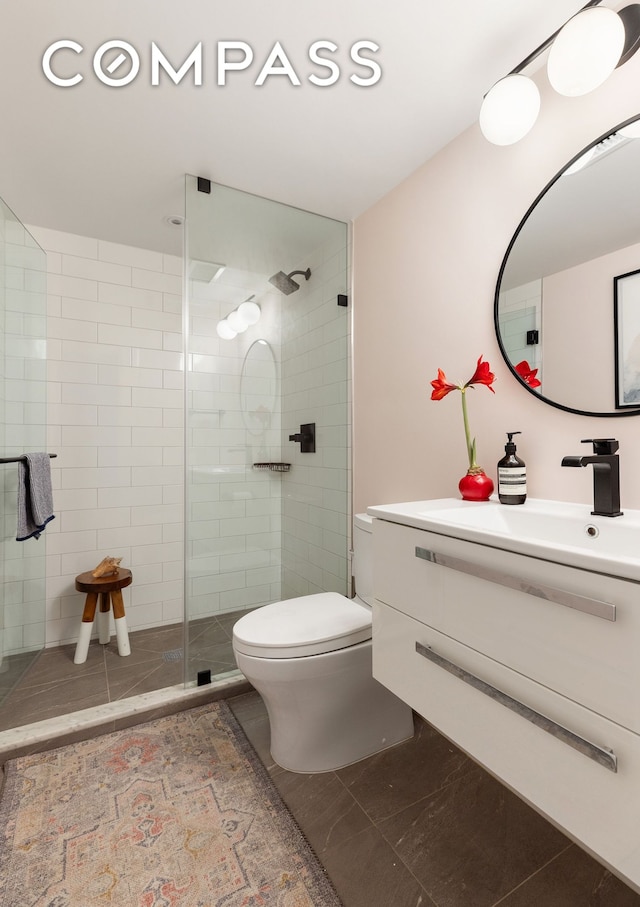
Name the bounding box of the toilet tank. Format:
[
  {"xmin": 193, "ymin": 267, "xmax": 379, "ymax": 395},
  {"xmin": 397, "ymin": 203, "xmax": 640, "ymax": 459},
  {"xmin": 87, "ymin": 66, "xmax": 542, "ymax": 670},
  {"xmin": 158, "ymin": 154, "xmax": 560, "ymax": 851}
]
[{"xmin": 353, "ymin": 513, "xmax": 374, "ymax": 606}]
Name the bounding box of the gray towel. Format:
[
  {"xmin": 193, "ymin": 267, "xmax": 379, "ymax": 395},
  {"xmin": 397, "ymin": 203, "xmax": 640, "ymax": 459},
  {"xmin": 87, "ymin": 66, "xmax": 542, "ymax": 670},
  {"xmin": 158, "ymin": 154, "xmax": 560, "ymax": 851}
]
[{"xmin": 16, "ymin": 453, "xmax": 55, "ymax": 541}]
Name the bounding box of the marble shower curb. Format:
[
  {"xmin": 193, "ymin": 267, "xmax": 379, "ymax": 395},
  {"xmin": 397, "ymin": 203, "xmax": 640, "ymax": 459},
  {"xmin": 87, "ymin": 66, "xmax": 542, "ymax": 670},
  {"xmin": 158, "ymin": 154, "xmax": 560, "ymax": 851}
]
[{"xmin": 0, "ymin": 674, "xmax": 252, "ymax": 764}]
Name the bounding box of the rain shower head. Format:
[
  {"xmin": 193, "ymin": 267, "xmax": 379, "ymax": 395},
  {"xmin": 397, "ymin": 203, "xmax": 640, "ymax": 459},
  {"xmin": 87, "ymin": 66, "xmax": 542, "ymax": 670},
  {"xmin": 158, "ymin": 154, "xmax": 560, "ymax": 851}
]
[{"xmin": 268, "ymin": 267, "xmax": 311, "ymax": 295}]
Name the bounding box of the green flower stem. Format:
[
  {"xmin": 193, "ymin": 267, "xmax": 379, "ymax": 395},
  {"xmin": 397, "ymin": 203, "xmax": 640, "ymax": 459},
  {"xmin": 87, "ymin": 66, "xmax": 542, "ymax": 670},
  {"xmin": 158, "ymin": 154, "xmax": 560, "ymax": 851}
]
[{"xmin": 460, "ymin": 388, "xmax": 477, "ymax": 471}]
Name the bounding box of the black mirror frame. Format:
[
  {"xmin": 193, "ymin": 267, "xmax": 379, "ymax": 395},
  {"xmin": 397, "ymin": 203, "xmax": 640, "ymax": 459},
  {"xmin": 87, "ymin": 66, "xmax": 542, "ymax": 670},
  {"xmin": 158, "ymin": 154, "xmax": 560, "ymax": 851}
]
[{"xmin": 494, "ymin": 113, "xmax": 640, "ymax": 418}]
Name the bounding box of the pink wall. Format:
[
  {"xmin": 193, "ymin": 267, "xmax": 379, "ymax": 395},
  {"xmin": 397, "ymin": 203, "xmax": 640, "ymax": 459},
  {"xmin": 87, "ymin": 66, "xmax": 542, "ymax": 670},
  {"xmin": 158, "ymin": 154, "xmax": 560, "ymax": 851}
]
[
  {"xmin": 543, "ymin": 243, "xmax": 640, "ymax": 412},
  {"xmin": 353, "ymin": 51, "xmax": 640, "ymax": 514}
]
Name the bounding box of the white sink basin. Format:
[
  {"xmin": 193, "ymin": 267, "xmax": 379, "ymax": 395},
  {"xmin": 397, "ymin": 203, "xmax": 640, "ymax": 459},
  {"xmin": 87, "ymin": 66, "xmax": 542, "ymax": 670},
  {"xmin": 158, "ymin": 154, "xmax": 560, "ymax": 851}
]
[{"xmin": 367, "ymin": 497, "xmax": 640, "ymax": 581}]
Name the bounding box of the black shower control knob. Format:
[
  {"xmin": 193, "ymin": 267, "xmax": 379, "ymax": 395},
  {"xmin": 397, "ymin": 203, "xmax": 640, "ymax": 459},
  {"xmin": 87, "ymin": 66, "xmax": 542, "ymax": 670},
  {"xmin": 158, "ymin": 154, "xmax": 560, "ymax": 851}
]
[{"xmin": 288, "ymin": 423, "xmax": 316, "ymax": 453}]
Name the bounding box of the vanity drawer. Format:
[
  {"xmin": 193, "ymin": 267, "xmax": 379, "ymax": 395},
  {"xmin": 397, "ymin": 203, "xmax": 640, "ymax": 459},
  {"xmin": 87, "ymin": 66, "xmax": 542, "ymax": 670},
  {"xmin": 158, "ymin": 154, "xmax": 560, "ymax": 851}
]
[
  {"xmin": 373, "ymin": 518, "xmax": 640, "ymax": 733},
  {"xmin": 373, "ymin": 601, "xmax": 640, "ymax": 892}
]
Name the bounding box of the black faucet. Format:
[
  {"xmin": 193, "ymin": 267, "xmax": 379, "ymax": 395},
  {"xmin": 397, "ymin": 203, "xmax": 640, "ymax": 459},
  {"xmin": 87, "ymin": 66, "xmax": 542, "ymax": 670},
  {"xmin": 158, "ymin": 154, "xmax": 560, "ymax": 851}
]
[{"xmin": 561, "ymin": 438, "xmax": 623, "ymax": 518}]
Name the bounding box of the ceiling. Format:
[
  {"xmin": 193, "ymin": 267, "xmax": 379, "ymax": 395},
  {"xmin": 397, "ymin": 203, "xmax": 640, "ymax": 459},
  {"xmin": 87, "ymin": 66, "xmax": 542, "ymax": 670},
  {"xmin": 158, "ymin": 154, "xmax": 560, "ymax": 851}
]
[
  {"xmin": 0, "ymin": 0, "xmax": 589, "ymax": 256},
  {"xmin": 502, "ymin": 127, "xmax": 640, "ymax": 289}
]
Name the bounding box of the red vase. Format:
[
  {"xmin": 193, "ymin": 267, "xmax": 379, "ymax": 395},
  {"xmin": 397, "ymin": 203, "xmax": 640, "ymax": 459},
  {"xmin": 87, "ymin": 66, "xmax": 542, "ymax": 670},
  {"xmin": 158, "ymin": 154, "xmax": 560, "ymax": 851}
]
[{"xmin": 458, "ymin": 469, "xmax": 494, "ymax": 502}]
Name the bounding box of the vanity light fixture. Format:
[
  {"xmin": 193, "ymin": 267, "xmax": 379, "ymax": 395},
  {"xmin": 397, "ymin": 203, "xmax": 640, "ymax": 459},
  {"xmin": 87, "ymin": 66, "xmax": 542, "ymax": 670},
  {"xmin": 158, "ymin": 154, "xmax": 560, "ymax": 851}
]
[
  {"xmin": 238, "ymin": 297, "xmax": 261, "ymax": 325},
  {"xmin": 227, "ymin": 310, "xmax": 249, "ymax": 334},
  {"xmin": 480, "ymin": 1, "xmax": 640, "ymax": 146},
  {"xmin": 479, "ymin": 74, "xmax": 541, "ymax": 146},
  {"xmin": 216, "ymin": 319, "xmax": 237, "ymax": 340},
  {"xmin": 216, "ymin": 295, "xmax": 261, "ymax": 341},
  {"xmin": 547, "ymin": 6, "xmax": 625, "ymax": 96}
]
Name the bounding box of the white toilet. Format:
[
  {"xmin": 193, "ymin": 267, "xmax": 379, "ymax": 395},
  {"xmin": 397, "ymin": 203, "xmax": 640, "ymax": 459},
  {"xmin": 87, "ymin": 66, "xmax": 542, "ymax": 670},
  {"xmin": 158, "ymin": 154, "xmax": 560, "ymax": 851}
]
[{"xmin": 232, "ymin": 513, "xmax": 414, "ymax": 772}]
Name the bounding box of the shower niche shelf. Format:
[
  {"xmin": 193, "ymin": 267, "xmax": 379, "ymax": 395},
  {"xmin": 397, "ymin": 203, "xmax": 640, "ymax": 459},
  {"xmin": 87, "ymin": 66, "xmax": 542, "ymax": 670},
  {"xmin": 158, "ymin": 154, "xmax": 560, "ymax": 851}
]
[{"xmin": 252, "ymin": 462, "xmax": 291, "ymax": 473}]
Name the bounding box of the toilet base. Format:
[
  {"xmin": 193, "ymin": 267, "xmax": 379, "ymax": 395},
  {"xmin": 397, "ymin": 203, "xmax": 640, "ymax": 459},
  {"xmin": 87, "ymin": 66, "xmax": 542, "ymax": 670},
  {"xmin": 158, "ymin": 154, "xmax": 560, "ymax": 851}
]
[{"xmin": 235, "ymin": 639, "xmax": 414, "ymax": 773}]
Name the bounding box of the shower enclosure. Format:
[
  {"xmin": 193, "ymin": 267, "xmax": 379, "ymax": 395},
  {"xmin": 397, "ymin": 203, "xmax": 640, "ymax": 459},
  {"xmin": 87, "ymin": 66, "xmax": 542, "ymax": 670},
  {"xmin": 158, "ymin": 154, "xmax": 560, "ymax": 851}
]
[
  {"xmin": 0, "ymin": 197, "xmax": 47, "ymax": 706},
  {"xmin": 184, "ymin": 178, "xmax": 351, "ymax": 683},
  {"xmin": 0, "ymin": 178, "xmax": 350, "ymax": 736}
]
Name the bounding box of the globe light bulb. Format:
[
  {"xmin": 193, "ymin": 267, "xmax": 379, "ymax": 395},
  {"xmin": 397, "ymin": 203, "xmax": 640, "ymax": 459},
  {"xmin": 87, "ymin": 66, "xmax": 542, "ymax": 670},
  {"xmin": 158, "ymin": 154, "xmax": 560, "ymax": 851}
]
[
  {"xmin": 227, "ymin": 310, "xmax": 249, "ymax": 333},
  {"xmin": 216, "ymin": 320, "xmax": 237, "ymax": 340},
  {"xmin": 238, "ymin": 300, "xmax": 261, "ymax": 325},
  {"xmin": 479, "ymin": 74, "xmax": 541, "ymax": 146},
  {"xmin": 547, "ymin": 8, "xmax": 625, "ymax": 97}
]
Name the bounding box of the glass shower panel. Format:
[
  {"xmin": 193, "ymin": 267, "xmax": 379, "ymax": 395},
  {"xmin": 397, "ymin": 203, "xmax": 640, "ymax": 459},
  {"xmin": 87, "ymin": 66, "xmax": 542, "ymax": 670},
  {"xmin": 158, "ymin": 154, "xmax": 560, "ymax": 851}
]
[
  {"xmin": 184, "ymin": 177, "xmax": 350, "ymax": 685},
  {"xmin": 0, "ymin": 198, "xmax": 47, "ymax": 705}
]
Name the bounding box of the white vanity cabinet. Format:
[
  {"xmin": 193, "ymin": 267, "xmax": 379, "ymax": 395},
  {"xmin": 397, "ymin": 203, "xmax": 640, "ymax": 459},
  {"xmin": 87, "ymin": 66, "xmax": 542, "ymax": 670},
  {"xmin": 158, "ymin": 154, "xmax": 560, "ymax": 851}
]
[{"xmin": 371, "ymin": 515, "xmax": 640, "ymax": 893}]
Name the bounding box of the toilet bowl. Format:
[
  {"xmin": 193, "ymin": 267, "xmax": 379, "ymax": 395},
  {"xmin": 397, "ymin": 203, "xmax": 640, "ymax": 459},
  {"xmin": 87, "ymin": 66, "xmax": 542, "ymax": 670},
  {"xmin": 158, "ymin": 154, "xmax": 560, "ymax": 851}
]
[{"xmin": 232, "ymin": 513, "xmax": 414, "ymax": 772}]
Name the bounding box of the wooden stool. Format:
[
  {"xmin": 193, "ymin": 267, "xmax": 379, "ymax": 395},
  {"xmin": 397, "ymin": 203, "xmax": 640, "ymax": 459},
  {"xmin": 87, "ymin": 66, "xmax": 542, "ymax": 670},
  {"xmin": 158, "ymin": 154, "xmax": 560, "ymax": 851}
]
[{"xmin": 74, "ymin": 568, "xmax": 132, "ymax": 664}]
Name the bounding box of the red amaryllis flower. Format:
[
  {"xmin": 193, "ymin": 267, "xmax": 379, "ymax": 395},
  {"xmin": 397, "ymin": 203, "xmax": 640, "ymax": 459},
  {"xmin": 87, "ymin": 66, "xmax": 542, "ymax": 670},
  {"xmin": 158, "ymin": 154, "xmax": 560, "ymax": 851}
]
[
  {"xmin": 514, "ymin": 360, "xmax": 541, "ymax": 388},
  {"xmin": 430, "ymin": 356, "xmax": 496, "ymax": 471},
  {"xmin": 467, "ymin": 356, "xmax": 496, "ymax": 392},
  {"xmin": 430, "ymin": 368, "xmax": 459, "ymax": 400}
]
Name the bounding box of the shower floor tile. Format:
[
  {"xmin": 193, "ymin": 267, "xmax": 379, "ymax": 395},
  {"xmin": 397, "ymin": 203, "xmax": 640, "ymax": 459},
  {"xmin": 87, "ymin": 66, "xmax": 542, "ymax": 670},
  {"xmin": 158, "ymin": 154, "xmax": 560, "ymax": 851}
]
[{"xmin": 0, "ymin": 609, "xmax": 249, "ymax": 732}]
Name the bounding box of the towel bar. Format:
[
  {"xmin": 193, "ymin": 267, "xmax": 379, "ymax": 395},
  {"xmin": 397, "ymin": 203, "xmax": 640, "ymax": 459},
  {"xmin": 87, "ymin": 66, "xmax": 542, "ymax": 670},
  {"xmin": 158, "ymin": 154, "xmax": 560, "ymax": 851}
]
[{"xmin": 0, "ymin": 453, "xmax": 57, "ymax": 464}]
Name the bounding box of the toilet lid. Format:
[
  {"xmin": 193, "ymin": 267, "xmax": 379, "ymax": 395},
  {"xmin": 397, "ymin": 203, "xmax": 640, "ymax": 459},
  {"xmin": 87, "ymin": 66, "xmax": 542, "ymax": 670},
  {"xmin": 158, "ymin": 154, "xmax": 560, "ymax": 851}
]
[{"xmin": 232, "ymin": 592, "xmax": 372, "ymax": 659}]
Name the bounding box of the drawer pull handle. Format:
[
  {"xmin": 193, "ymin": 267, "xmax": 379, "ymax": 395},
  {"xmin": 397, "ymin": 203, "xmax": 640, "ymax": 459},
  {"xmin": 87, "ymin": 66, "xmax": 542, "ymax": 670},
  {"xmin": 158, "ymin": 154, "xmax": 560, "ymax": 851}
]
[
  {"xmin": 415, "ymin": 641, "xmax": 617, "ymax": 773},
  {"xmin": 415, "ymin": 546, "xmax": 616, "ymax": 622}
]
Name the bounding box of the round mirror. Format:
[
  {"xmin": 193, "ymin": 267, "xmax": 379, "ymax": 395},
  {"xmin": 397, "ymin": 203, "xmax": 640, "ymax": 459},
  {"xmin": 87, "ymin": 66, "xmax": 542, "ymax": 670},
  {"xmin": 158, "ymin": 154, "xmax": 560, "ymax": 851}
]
[
  {"xmin": 495, "ymin": 113, "xmax": 640, "ymax": 416},
  {"xmin": 240, "ymin": 339, "xmax": 277, "ymax": 435}
]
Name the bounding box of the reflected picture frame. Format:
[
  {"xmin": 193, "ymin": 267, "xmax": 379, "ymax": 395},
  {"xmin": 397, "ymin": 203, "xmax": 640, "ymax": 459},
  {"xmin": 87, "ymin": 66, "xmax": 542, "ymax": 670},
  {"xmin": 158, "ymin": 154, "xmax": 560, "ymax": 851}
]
[{"xmin": 614, "ymin": 268, "xmax": 640, "ymax": 408}]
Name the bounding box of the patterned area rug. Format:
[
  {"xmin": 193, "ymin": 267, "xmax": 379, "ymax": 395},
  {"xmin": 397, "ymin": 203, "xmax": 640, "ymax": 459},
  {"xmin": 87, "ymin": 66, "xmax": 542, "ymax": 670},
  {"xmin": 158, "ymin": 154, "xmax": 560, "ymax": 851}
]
[{"xmin": 0, "ymin": 701, "xmax": 342, "ymax": 907}]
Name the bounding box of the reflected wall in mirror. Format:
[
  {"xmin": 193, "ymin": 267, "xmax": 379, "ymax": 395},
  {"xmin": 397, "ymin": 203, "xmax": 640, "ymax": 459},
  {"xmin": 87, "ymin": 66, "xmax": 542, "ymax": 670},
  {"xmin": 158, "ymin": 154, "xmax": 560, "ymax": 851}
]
[{"xmin": 495, "ymin": 114, "xmax": 640, "ymax": 416}]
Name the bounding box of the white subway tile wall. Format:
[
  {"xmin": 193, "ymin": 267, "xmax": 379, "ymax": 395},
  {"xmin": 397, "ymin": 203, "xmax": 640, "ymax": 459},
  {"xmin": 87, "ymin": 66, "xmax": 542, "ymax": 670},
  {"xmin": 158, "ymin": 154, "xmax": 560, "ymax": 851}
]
[
  {"xmin": 29, "ymin": 225, "xmax": 184, "ymax": 646},
  {"xmin": 2, "ymin": 212, "xmax": 48, "ymax": 656},
  {"xmin": 498, "ymin": 279, "xmax": 542, "ymax": 378},
  {"xmin": 28, "ymin": 219, "xmax": 350, "ymax": 653}
]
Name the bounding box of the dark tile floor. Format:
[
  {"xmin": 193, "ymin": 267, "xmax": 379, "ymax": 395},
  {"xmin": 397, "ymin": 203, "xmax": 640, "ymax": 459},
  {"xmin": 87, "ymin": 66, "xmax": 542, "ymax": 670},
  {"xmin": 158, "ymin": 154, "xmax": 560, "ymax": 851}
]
[
  {"xmin": 228, "ymin": 690, "xmax": 640, "ymax": 907},
  {"xmin": 4, "ymin": 625, "xmax": 640, "ymax": 906},
  {"xmin": 0, "ymin": 610, "xmax": 247, "ymax": 732}
]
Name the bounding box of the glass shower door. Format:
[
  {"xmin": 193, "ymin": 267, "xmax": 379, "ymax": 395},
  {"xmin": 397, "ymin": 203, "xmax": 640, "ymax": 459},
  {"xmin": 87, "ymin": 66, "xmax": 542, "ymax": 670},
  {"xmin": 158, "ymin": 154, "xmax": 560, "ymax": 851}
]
[
  {"xmin": 0, "ymin": 197, "xmax": 47, "ymax": 705},
  {"xmin": 184, "ymin": 177, "xmax": 350, "ymax": 685}
]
